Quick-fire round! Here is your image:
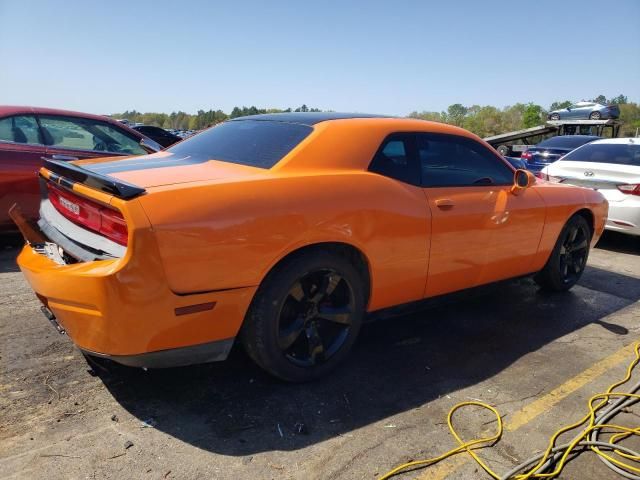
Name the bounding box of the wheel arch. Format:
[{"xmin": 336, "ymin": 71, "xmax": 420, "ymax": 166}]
[
  {"xmin": 258, "ymin": 242, "xmax": 372, "ymax": 308},
  {"xmin": 574, "ymin": 208, "xmax": 595, "ymax": 238}
]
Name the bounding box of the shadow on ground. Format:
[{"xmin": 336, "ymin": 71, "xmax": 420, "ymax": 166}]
[
  {"xmin": 95, "ymin": 263, "xmax": 640, "ymax": 457},
  {"xmin": 596, "ymin": 231, "xmax": 640, "ymax": 256}
]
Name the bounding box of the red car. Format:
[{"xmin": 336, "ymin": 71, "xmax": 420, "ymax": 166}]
[{"xmin": 0, "ymin": 106, "xmax": 161, "ymax": 232}]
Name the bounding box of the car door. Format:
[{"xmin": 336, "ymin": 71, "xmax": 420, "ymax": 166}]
[
  {"xmin": 0, "ymin": 115, "xmax": 48, "ymax": 228},
  {"xmin": 367, "ymin": 133, "xmax": 431, "ymax": 305},
  {"xmin": 417, "ymin": 133, "xmax": 546, "ymax": 297},
  {"xmin": 38, "ymin": 115, "xmax": 147, "ymax": 165}
]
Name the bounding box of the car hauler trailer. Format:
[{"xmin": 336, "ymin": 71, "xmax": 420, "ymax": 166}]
[{"xmin": 485, "ymin": 119, "xmax": 622, "ymax": 157}]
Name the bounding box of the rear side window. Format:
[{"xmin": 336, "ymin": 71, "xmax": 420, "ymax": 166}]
[
  {"xmin": 166, "ymin": 120, "xmax": 313, "ymax": 169},
  {"xmin": 418, "ymin": 133, "xmax": 514, "ymax": 187},
  {"xmin": 38, "ymin": 116, "xmax": 146, "ymax": 155},
  {"xmin": 368, "ymin": 133, "xmax": 420, "ymax": 185},
  {"xmin": 0, "ymin": 115, "xmax": 42, "ymax": 145},
  {"xmin": 563, "ymin": 143, "xmax": 640, "ymax": 166}
]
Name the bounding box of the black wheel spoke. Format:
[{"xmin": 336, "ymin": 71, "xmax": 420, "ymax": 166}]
[
  {"xmin": 324, "ymin": 273, "xmax": 342, "ymax": 297},
  {"xmin": 560, "ymin": 256, "xmax": 569, "ymax": 277},
  {"xmin": 277, "ymin": 268, "xmax": 355, "ymax": 368},
  {"xmin": 309, "ymin": 273, "xmax": 342, "ymax": 304},
  {"xmin": 567, "ymin": 227, "xmax": 578, "ymax": 243},
  {"xmin": 289, "ymin": 281, "xmax": 306, "ymax": 302},
  {"xmin": 573, "ymin": 239, "xmax": 588, "ymax": 251},
  {"xmin": 305, "ymin": 323, "xmax": 324, "ymax": 365},
  {"xmin": 278, "ymin": 316, "xmax": 306, "ymax": 349},
  {"xmin": 317, "ymin": 305, "xmax": 352, "ymax": 325}
]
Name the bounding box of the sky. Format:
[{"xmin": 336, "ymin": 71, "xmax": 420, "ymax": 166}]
[{"xmin": 0, "ymin": 0, "xmax": 638, "ymax": 116}]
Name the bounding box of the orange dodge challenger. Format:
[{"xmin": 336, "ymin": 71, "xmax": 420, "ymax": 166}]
[{"xmin": 12, "ymin": 113, "xmax": 608, "ymax": 381}]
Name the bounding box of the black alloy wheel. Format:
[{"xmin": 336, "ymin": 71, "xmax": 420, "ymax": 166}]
[
  {"xmin": 558, "ymin": 223, "xmax": 589, "ymax": 285},
  {"xmin": 241, "ymin": 250, "xmax": 365, "ymax": 382},
  {"xmin": 277, "ymin": 269, "xmax": 355, "ymax": 367},
  {"xmin": 535, "ymin": 214, "xmax": 591, "ymax": 292}
]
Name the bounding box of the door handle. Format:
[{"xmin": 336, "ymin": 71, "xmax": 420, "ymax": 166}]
[
  {"xmin": 41, "ymin": 154, "xmax": 79, "ymax": 162},
  {"xmin": 435, "ymin": 198, "xmax": 455, "ymax": 209}
]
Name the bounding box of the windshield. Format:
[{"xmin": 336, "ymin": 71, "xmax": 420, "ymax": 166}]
[
  {"xmin": 562, "ymin": 143, "xmax": 640, "ymax": 166},
  {"xmin": 538, "ymin": 136, "xmax": 599, "ymax": 149},
  {"xmin": 166, "ymin": 120, "xmax": 313, "ymax": 169}
]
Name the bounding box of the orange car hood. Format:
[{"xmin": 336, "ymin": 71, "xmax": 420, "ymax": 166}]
[{"xmin": 73, "ymin": 151, "xmax": 264, "ymax": 188}]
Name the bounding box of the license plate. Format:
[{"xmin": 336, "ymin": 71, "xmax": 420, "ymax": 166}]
[{"xmin": 59, "ymin": 196, "xmax": 80, "ymax": 215}]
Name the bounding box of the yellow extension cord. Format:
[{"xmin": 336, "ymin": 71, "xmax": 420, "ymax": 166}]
[{"xmin": 378, "ymin": 342, "xmax": 640, "ymax": 480}]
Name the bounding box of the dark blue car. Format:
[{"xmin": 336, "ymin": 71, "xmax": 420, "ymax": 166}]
[{"xmin": 521, "ymin": 135, "xmax": 601, "ymax": 172}]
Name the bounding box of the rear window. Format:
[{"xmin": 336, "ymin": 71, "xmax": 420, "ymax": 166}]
[
  {"xmin": 563, "ymin": 143, "xmax": 640, "ymax": 166},
  {"xmin": 166, "ymin": 120, "xmax": 313, "ymax": 169},
  {"xmin": 538, "ymin": 136, "xmax": 599, "ymax": 149}
]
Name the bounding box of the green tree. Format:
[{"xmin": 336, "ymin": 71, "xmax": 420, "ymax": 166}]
[
  {"xmin": 446, "ymin": 103, "xmax": 468, "ymax": 127},
  {"xmin": 549, "ymin": 100, "xmax": 572, "ymax": 111},
  {"xmin": 610, "ymin": 94, "xmax": 628, "ymax": 105},
  {"xmin": 463, "ymin": 105, "xmax": 503, "ymax": 137},
  {"xmin": 523, "ymin": 103, "xmax": 544, "ymax": 128},
  {"xmin": 408, "ymin": 110, "xmax": 446, "ymax": 123},
  {"xmin": 592, "ymin": 94, "xmax": 607, "ymax": 105},
  {"xmin": 619, "ymin": 102, "xmax": 640, "ymax": 136}
]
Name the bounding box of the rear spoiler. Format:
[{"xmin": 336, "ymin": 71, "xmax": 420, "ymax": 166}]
[{"xmin": 43, "ymin": 159, "xmax": 146, "ymax": 200}]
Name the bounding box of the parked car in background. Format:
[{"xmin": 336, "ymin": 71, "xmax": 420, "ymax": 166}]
[
  {"xmin": 0, "ymin": 106, "xmax": 161, "ymax": 231},
  {"xmin": 521, "ymin": 135, "xmax": 601, "ymax": 173},
  {"xmin": 541, "ymin": 138, "xmax": 640, "ymax": 237},
  {"xmin": 548, "ymin": 102, "xmax": 620, "ymax": 121},
  {"xmin": 13, "ymin": 113, "xmax": 607, "ymax": 381},
  {"xmin": 504, "ymin": 156, "xmax": 527, "ymax": 170},
  {"xmin": 132, "ymin": 125, "xmax": 182, "ymax": 148}
]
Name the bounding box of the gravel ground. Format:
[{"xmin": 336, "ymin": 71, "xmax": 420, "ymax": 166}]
[{"xmin": 1, "ymin": 232, "xmax": 639, "ymax": 480}]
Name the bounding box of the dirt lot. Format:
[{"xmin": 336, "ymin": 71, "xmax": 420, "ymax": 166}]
[{"xmin": 1, "ymin": 232, "xmax": 639, "ymax": 480}]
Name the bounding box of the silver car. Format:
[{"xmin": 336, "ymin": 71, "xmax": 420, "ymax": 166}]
[{"xmin": 548, "ymin": 102, "xmax": 620, "ymax": 121}]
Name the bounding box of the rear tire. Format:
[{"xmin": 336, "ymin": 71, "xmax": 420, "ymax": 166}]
[
  {"xmin": 535, "ymin": 215, "xmax": 591, "ymax": 292},
  {"xmin": 497, "ymin": 145, "xmax": 510, "ymax": 156},
  {"xmin": 550, "ymin": 113, "xmax": 560, "ymax": 120},
  {"xmin": 241, "ymin": 250, "xmax": 365, "ymax": 382}
]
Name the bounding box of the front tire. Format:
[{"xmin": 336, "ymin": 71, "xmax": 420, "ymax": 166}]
[
  {"xmin": 535, "ymin": 215, "xmax": 591, "ymax": 292},
  {"xmin": 241, "ymin": 250, "xmax": 365, "ymax": 382},
  {"xmin": 550, "ymin": 113, "xmax": 560, "ymax": 120},
  {"xmin": 589, "ymin": 111, "xmax": 601, "ymax": 120}
]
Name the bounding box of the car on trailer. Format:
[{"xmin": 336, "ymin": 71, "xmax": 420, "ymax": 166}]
[{"xmin": 548, "ymin": 102, "xmax": 620, "ymax": 121}]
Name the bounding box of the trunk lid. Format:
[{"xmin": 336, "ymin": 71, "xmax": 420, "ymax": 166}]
[
  {"xmin": 548, "ymin": 160, "xmax": 640, "ymax": 202},
  {"xmin": 74, "ymin": 151, "xmax": 265, "ymax": 189}
]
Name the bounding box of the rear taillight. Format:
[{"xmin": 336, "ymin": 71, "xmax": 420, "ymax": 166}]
[
  {"xmin": 521, "ymin": 151, "xmax": 533, "ymax": 162},
  {"xmin": 47, "ymin": 183, "xmax": 128, "ymax": 246},
  {"xmin": 617, "ymin": 184, "xmax": 640, "ymax": 196}
]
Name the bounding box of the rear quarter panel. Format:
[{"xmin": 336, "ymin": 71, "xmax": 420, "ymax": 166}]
[
  {"xmin": 529, "ymin": 182, "xmax": 607, "ymax": 271},
  {"xmin": 139, "ymin": 172, "xmax": 431, "ymax": 311}
]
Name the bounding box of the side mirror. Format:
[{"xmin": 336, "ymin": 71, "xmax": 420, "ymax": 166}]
[
  {"xmin": 140, "ymin": 137, "xmax": 162, "ymax": 153},
  {"xmin": 511, "ymin": 169, "xmax": 535, "ymax": 195}
]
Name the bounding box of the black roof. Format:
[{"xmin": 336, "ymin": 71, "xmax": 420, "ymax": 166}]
[{"xmin": 230, "ymin": 112, "xmax": 391, "ymax": 126}]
